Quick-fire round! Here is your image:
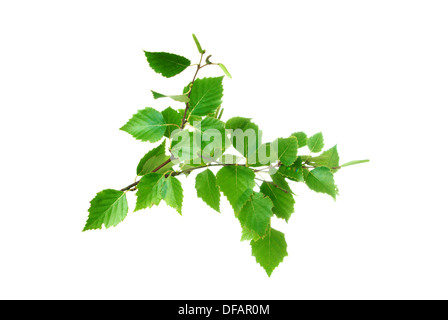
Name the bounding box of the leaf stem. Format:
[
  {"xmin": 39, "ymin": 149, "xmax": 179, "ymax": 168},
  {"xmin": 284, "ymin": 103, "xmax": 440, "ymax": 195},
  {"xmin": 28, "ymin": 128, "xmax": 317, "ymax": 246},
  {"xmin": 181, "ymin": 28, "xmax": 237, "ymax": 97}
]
[
  {"xmin": 120, "ymin": 158, "xmax": 172, "ymax": 192},
  {"xmin": 181, "ymin": 53, "xmax": 204, "ymax": 129}
]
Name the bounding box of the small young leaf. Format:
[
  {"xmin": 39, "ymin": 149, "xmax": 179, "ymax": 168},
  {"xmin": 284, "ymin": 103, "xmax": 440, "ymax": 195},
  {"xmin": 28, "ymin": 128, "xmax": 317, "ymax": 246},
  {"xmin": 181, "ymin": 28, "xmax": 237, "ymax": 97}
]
[
  {"xmin": 161, "ymin": 107, "xmax": 182, "ymax": 138},
  {"xmin": 144, "ymin": 51, "xmax": 191, "ymax": 78},
  {"xmin": 238, "ymin": 192, "xmax": 273, "ymax": 236},
  {"xmin": 307, "ymin": 132, "xmax": 324, "ymax": 153},
  {"xmin": 303, "ymin": 167, "xmax": 338, "ymax": 200},
  {"xmin": 189, "ymin": 77, "xmax": 224, "ymax": 116},
  {"xmin": 219, "ymin": 63, "xmax": 232, "ymax": 78},
  {"xmin": 151, "ymin": 90, "xmax": 190, "ymax": 103},
  {"xmin": 251, "ymin": 227, "xmax": 288, "ymax": 277},
  {"xmin": 195, "ymin": 169, "xmax": 220, "ymax": 213},
  {"xmin": 216, "ymin": 166, "xmax": 255, "ymax": 214},
  {"xmin": 160, "ymin": 176, "xmax": 183, "ymax": 214},
  {"xmin": 260, "ymin": 174, "xmax": 295, "ymax": 222},
  {"xmin": 341, "ymin": 159, "xmax": 370, "ymax": 167},
  {"xmin": 120, "ymin": 107, "xmax": 166, "ymax": 142},
  {"xmin": 291, "ymin": 132, "xmax": 307, "ymax": 148},
  {"xmin": 83, "ymin": 189, "xmax": 128, "ymax": 231},
  {"xmin": 192, "ymin": 34, "xmax": 205, "ymax": 54},
  {"xmin": 135, "ymin": 173, "xmax": 164, "ymax": 211},
  {"xmin": 136, "ymin": 140, "xmax": 173, "ymax": 176}
]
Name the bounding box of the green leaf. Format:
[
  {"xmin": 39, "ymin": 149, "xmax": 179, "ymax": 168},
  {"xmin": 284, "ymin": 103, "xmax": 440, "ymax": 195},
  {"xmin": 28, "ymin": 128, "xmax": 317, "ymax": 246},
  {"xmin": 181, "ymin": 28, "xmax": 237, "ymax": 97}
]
[
  {"xmin": 151, "ymin": 90, "xmax": 190, "ymax": 103},
  {"xmin": 277, "ymin": 137, "xmax": 298, "ymax": 166},
  {"xmin": 170, "ymin": 131, "xmax": 200, "ymax": 163},
  {"xmin": 192, "ymin": 34, "xmax": 205, "ymax": 54},
  {"xmin": 278, "ymin": 156, "xmax": 303, "ymax": 182},
  {"xmin": 226, "ymin": 117, "xmax": 261, "ymax": 163},
  {"xmin": 83, "ymin": 189, "xmax": 128, "ymax": 231},
  {"xmin": 144, "ymin": 51, "xmax": 191, "ymax": 78},
  {"xmin": 160, "ymin": 176, "xmax": 183, "ymax": 214},
  {"xmin": 216, "ymin": 166, "xmax": 255, "ymax": 214},
  {"xmin": 260, "ymin": 174, "xmax": 295, "ymax": 222},
  {"xmin": 253, "ymin": 142, "xmax": 276, "ymax": 167},
  {"xmin": 341, "ymin": 159, "xmax": 370, "ymax": 167},
  {"xmin": 238, "ymin": 192, "xmax": 273, "ymax": 236},
  {"xmin": 136, "ymin": 140, "xmax": 173, "ymax": 176},
  {"xmin": 310, "ymin": 145, "xmax": 339, "ymax": 170},
  {"xmin": 251, "ymin": 227, "xmax": 288, "ymax": 277},
  {"xmin": 193, "ymin": 116, "xmax": 228, "ymax": 156},
  {"xmin": 161, "ymin": 107, "xmax": 182, "ymax": 138},
  {"xmin": 195, "ymin": 169, "xmax": 220, "ymax": 213},
  {"xmin": 291, "ymin": 132, "xmax": 307, "ymax": 148},
  {"xmin": 136, "ymin": 174, "xmax": 183, "ymax": 214},
  {"xmin": 241, "ymin": 225, "xmax": 262, "ymax": 242},
  {"xmin": 303, "ymin": 167, "xmax": 338, "ymax": 200},
  {"xmin": 189, "ymin": 77, "xmax": 224, "ymax": 116},
  {"xmin": 307, "ymin": 132, "xmax": 324, "ymax": 153},
  {"xmin": 219, "ymin": 63, "xmax": 232, "ymax": 78},
  {"xmin": 135, "ymin": 173, "xmax": 164, "ymax": 211},
  {"xmin": 120, "ymin": 107, "xmax": 166, "ymax": 142}
]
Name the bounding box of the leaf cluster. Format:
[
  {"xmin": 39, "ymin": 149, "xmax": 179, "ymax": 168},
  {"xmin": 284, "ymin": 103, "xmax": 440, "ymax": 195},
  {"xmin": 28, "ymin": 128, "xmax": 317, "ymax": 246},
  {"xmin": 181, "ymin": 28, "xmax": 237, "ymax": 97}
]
[{"xmin": 83, "ymin": 35, "xmax": 368, "ymax": 276}]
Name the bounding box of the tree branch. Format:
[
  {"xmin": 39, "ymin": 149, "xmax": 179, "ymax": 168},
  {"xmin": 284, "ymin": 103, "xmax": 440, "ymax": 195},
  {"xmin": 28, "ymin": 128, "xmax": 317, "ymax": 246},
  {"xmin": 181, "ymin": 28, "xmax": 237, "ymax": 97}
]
[
  {"xmin": 120, "ymin": 158, "xmax": 172, "ymax": 192},
  {"xmin": 181, "ymin": 53, "xmax": 204, "ymax": 129}
]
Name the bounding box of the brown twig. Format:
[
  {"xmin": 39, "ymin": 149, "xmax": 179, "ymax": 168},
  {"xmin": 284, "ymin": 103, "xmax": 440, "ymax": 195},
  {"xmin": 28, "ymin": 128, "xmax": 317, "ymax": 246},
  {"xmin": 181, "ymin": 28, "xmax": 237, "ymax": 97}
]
[{"xmin": 120, "ymin": 158, "xmax": 172, "ymax": 192}]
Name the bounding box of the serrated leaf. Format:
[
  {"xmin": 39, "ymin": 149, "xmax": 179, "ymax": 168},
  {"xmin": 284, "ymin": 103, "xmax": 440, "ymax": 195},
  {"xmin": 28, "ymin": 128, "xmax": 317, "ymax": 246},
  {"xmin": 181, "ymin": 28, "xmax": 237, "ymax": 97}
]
[
  {"xmin": 144, "ymin": 51, "xmax": 191, "ymax": 78},
  {"xmin": 192, "ymin": 34, "xmax": 205, "ymax": 54},
  {"xmin": 151, "ymin": 90, "xmax": 190, "ymax": 103},
  {"xmin": 303, "ymin": 167, "xmax": 338, "ymax": 200},
  {"xmin": 226, "ymin": 117, "xmax": 261, "ymax": 163},
  {"xmin": 307, "ymin": 132, "xmax": 324, "ymax": 153},
  {"xmin": 216, "ymin": 166, "xmax": 255, "ymax": 214},
  {"xmin": 251, "ymin": 227, "xmax": 288, "ymax": 277},
  {"xmin": 161, "ymin": 107, "xmax": 182, "ymax": 138},
  {"xmin": 278, "ymin": 156, "xmax": 303, "ymax": 182},
  {"xmin": 136, "ymin": 140, "xmax": 173, "ymax": 176},
  {"xmin": 120, "ymin": 107, "xmax": 166, "ymax": 142},
  {"xmin": 277, "ymin": 137, "xmax": 298, "ymax": 166},
  {"xmin": 135, "ymin": 173, "xmax": 164, "ymax": 211},
  {"xmin": 83, "ymin": 189, "xmax": 128, "ymax": 231},
  {"xmin": 241, "ymin": 225, "xmax": 262, "ymax": 242},
  {"xmin": 341, "ymin": 159, "xmax": 370, "ymax": 167},
  {"xmin": 160, "ymin": 176, "xmax": 183, "ymax": 214},
  {"xmin": 219, "ymin": 63, "xmax": 232, "ymax": 78},
  {"xmin": 189, "ymin": 77, "xmax": 224, "ymax": 116},
  {"xmin": 291, "ymin": 132, "xmax": 307, "ymax": 148},
  {"xmin": 238, "ymin": 192, "xmax": 273, "ymax": 236},
  {"xmin": 310, "ymin": 145, "xmax": 339, "ymax": 171},
  {"xmin": 195, "ymin": 169, "xmax": 220, "ymax": 213},
  {"xmin": 260, "ymin": 174, "xmax": 295, "ymax": 222}
]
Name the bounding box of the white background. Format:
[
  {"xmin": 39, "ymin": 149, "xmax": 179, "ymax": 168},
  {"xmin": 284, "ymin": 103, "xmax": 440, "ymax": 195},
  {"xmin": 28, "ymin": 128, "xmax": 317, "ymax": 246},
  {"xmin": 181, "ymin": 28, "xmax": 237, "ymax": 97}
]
[{"xmin": 1, "ymin": 0, "xmax": 447, "ymax": 300}]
